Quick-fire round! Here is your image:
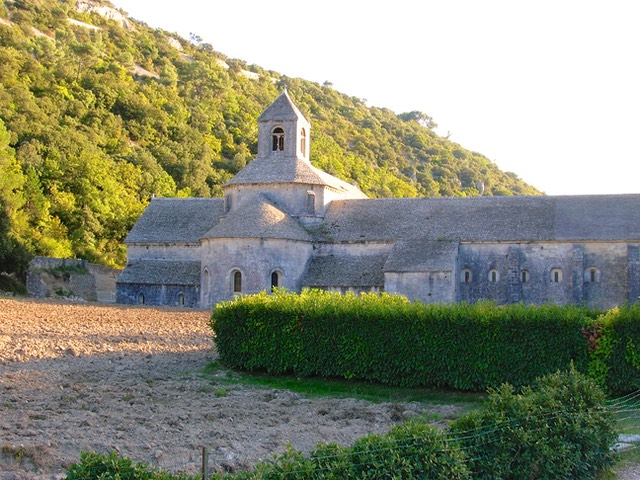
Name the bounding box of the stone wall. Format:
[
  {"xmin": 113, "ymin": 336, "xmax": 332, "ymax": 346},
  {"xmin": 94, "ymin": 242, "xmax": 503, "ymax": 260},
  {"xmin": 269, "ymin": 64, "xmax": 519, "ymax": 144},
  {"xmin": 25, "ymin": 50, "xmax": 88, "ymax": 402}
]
[
  {"xmin": 455, "ymin": 242, "xmax": 636, "ymax": 310},
  {"xmin": 201, "ymin": 237, "xmax": 313, "ymax": 307},
  {"xmin": 116, "ymin": 284, "xmax": 200, "ymax": 307},
  {"xmin": 26, "ymin": 257, "xmax": 120, "ymax": 303}
]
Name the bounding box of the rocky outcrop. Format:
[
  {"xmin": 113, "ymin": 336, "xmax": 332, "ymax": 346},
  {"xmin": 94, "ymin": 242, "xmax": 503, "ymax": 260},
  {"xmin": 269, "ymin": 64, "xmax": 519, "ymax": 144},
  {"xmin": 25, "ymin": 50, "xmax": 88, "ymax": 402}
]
[{"xmin": 76, "ymin": 1, "xmax": 131, "ymax": 29}]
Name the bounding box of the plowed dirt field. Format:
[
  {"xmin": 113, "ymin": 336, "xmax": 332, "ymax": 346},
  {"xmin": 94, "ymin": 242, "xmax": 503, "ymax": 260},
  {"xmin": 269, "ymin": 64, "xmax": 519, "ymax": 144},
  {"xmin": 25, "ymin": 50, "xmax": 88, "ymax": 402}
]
[{"xmin": 0, "ymin": 298, "xmax": 460, "ymax": 479}]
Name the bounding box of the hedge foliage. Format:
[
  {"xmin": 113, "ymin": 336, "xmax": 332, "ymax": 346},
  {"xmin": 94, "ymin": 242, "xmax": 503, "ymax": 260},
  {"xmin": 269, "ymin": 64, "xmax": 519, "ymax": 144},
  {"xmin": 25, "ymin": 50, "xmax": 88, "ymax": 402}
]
[
  {"xmin": 64, "ymin": 451, "xmax": 191, "ymax": 480},
  {"xmin": 236, "ymin": 421, "xmax": 471, "ymax": 479},
  {"xmin": 211, "ymin": 290, "xmax": 599, "ymax": 391},
  {"xmin": 588, "ymin": 304, "xmax": 640, "ymax": 393},
  {"xmin": 450, "ymin": 365, "xmax": 617, "ymax": 479}
]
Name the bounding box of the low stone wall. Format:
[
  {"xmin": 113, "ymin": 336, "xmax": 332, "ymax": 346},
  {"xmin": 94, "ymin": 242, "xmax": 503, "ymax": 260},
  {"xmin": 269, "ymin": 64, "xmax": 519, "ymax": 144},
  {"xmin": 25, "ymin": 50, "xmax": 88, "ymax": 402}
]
[{"xmin": 26, "ymin": 257, "xmax": 121, "ymax": 303}]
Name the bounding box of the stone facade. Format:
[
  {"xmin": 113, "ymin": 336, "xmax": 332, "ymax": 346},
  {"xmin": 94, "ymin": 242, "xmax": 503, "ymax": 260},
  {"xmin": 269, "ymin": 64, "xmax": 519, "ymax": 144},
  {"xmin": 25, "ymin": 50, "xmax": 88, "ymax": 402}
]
[
  {"xmin": 27, "ymin": 256, "xmax": 120, "ymax": 302},
  {"xmin": 117, "ymin": 92, "xmax": 640, "ymax": 309}
]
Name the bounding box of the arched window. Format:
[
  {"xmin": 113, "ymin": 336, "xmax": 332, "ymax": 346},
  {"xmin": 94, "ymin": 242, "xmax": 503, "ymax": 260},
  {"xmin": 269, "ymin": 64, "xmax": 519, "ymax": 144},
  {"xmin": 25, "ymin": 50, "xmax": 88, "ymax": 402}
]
[
  {"xmin": 306, "ymin": 191, "xmax": 316, "ymax": 214},
  {"xmin": 232, "ymin": 270, "xmax": 242, "ymax": 293},
  {"xmin": 300, "ymin": 128, "xmax": 306, "ymax": 156},
  {"xmin": 137, "ymin": 292, "xmax": 145, "ymax": 305},
  {"xmin": 177, "ymin": 292, "xmax": 185, "ymax": 306},
  {"xmin": 585, "ymin": 267, "xmax": 601, "ymax": 283},
  {"xmin": 551, "ymin": 268, "xmax": 563, "ymax": 283},
  {"xmin": 272, "ymin": 127, "xmax": 285, "ymax": 151},
  {"xmin": 488, "ymin": 269, "xmax": 499, "ymax": 283},
  {"xmin": 270, "ymin": 271, "xmax": 281, "ymax": 291},
  {"xmin": 461, "ymin": 269, "xmax": 472, "ymax": 284},
  {"xmin": 203, "ymin": 268, "xmax": 210, "ymax": 294},
  {"xmin": 521, "ymin": 270, "xmax": 529, "ymax": 283}
]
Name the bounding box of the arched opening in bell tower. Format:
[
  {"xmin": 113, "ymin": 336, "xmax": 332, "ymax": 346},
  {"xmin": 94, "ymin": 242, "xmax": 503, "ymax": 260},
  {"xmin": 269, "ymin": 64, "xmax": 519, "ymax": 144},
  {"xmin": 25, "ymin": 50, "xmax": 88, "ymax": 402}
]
[{"xmin": 272, "ymin": 127, "xmax": 285, "ymax": 151}]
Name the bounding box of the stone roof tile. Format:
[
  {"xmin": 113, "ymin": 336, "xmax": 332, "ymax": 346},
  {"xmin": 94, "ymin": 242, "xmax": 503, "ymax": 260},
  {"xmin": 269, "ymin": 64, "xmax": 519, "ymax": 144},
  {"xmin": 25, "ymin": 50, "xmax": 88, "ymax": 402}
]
[
  {"xmin": 322, "ymin": 194, "xmax": 640, "ymax": 243},
  {"xmin": 554, "ymin": 194, "xmax": 640, "ymax": 240},
  {"xmin": 125, "ymin": 198, "xmax": 224, "ymax": 244},
  {"xmin": 204, "ymin": 195, "xmax": 311, "ymax": 241},
  {"xmin": 302, "ymin": 254, "xmax": 387, "ymax": 287},
  {"xmin": 258, "ymin": 90, "xmax": 307, "ymax": 122},
  {"xmin": 117, "ymin": 260, "xmax": 200, "ymax": 285},
  {"xmin": 225, "ymin": 155, "xmax": 365, "ymax": 196},
  {"xmin": 385, "ymin": 240, "xmax": 459, "ymax": 272}
]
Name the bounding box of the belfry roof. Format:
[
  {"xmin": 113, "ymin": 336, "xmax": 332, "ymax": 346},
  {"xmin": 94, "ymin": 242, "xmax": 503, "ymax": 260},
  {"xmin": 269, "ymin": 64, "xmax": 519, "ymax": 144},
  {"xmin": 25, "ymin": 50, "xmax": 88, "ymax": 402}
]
[
  {"xmin": 225, "ymin": 155, "xmax": 365, "ymax": 195},
  {"xmin": 258, "ymin": 90, "xmax": 307, "ymax": 122}
]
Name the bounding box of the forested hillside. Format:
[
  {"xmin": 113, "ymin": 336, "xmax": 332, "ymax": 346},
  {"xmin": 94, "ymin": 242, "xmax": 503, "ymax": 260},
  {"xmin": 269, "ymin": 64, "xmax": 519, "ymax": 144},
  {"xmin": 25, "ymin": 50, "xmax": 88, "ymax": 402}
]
[{"xmin": 0, "ymin": 0, "xmax": 539, "ymax": 275}]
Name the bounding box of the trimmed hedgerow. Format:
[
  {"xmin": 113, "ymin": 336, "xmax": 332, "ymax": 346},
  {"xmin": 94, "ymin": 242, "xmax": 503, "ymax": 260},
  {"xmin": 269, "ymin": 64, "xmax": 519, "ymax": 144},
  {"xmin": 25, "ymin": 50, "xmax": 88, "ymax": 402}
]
[
  {"xmin": 450, "ymin": 365, "xmax": 617, "ymax": 479},
  {"xmin": 210, "ymin": 290, "xmax": 595, "ymax": 391}
]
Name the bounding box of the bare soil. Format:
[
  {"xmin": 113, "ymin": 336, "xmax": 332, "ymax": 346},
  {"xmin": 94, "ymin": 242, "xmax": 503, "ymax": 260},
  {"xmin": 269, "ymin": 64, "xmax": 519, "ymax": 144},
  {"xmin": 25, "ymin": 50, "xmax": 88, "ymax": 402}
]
[{"xmin": 0, "ymin": 298, "xmax": 464, "ymax": 479}]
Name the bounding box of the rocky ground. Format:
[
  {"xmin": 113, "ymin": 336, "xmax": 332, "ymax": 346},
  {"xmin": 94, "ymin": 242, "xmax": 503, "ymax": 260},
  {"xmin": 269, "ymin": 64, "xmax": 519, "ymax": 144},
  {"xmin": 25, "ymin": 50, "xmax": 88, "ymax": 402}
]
[{"xmin": 0, "ymin": 298, "xmax": 468, "ymax": 479}]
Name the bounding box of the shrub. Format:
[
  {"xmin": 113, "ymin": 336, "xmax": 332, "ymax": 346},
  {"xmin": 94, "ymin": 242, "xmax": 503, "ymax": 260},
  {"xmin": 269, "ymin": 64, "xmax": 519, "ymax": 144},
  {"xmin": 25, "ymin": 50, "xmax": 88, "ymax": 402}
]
[
  {"xmin": 65, "ymin": 451, "xmax": 193, "ymax": 480},
  {"xmin": 450, "ymin": 365, "xmax": 617, "ymax": 479},
  {"xmin": 588, "ymin": 305, "xmax": 640, "ymax": 393},
  {"xmin": 349, "ymin": 421, "xmax": 471, "ymax": 479},
  {"xmin": 239, "ymin": 421, "xmax": 470, "ymax": 479}
]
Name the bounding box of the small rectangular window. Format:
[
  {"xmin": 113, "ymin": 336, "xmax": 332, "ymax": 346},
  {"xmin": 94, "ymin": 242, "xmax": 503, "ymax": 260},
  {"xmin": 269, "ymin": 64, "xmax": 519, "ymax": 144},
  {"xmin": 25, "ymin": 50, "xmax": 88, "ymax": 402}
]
[{"xmin": 306, "ymin": 192, "xmax": 315, "ymax": 214}]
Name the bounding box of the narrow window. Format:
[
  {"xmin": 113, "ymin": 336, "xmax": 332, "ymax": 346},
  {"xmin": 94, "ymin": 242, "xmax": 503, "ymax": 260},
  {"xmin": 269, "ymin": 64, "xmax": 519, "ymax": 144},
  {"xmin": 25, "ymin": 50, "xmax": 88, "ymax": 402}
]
[
  {"xmin": 551, "ymin": 268, "xmax": 563, "ymax": 283},
  {"xmin": 271, "ymin": 271, "xmax": 280, "ymax": 291},
  {"xmin": 521, "ymin": 270, "xmax": 529, "ymax": 283},
  {"xmin": 225, "ymin": 195, "xmax": 232, "ymax": 213},
  {"xmin": 461, "ymin": 269, "xmax": 472, "ymax": 284},
  {"xmin": 233, "ymin": 270, "xmax": 242, "ymax": 293},
  {"xmin": 137, "ymin": 292, "xmax": 145, "ymax": 305},
  {"xmin": 300, "ymin": 128, "xmax": 306, "ymax": 156},
  {"xmin": 488, "ymin": 269, "xmax": 499, "ymax": 283},
  {"xmin": 586, "ymin": 268, "xmax": 600, "ymax": 283},
  {"xmin": 203, "ymin": 268, "xmax": 210, "ymax": 294},
  {"xmin": 177, "ymin": 293, "xmax": 185, "ymax": 306},
  {"xmin": 306, "ymin": 192, "xmax": 316, "ymax": 214},
  {"xmin": 272, "ymin": 127, "xmax": 284, "ymax": 151}
]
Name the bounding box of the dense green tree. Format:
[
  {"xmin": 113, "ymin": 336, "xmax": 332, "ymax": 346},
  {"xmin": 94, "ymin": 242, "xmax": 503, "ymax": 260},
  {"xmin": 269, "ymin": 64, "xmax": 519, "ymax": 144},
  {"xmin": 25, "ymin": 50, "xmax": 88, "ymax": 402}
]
[{"xmin": 0, "ymin": 0, "xmax": 539, "ymax": 271}]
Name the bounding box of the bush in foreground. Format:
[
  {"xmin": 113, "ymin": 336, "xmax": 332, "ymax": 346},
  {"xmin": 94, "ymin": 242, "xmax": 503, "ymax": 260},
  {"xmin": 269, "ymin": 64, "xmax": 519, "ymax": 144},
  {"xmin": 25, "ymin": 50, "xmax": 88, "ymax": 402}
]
[
  {"xmin": 232, "ymin": 420, "xmax": 470, "ymax": 479},
  {"xmin": 450, "ymin": 365, "xmax": 617, "ymax": 479},
  {"xmin": 64, "ymin": 451, "xmax": 191, "ymax": 480}
]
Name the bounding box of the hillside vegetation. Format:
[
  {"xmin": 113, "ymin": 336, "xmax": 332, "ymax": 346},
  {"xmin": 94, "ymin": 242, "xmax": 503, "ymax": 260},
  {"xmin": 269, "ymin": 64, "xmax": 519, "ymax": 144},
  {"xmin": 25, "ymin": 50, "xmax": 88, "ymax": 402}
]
[{"xmin": 0, "ymin": 0, "xmax": 539, "ymax": 273}]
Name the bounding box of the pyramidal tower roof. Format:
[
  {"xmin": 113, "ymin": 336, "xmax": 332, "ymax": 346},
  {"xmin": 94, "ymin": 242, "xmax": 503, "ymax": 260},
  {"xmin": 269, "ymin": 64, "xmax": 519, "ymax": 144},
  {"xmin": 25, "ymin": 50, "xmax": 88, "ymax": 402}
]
[
  {"xmin": 258, "ymin": 89, "xmax": 307, "ymax": 122},
  {"xmin": 224, "ymin": 91, "xmax": 367, "ymax": 198}
]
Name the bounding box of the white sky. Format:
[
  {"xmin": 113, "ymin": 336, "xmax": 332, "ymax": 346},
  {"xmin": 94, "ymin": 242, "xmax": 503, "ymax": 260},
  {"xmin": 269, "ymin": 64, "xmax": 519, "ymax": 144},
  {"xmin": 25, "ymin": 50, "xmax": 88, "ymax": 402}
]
[{"xmin": 110, "ymin": 0, "xmax": 640, "ymax": 195}]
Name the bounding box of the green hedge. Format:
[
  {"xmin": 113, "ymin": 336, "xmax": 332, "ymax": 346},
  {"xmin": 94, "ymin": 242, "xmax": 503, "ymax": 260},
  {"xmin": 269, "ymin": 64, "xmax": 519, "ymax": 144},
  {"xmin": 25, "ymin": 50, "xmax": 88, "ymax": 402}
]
[
  {"xmin": 589, "ymin": 304, "xmax": 640, "ymax": 393},
  {"xmin": 211, "ymin": 290, "xmax": 599, "ymax": 391}
]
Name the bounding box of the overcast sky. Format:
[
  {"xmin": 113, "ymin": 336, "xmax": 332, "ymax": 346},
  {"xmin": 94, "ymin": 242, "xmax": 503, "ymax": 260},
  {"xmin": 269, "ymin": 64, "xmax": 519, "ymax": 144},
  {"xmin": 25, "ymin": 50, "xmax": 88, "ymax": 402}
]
[{"xmin": 110, "ymin": 0, "xmax": 640, "ymax": 195}]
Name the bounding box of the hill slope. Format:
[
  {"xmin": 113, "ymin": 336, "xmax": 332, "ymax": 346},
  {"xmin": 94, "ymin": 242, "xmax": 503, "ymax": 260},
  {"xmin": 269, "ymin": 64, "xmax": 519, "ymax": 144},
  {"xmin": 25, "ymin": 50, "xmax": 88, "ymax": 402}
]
[{"xmin": 0, "ymin": 0, "xmax": 539, "ymax": 272}]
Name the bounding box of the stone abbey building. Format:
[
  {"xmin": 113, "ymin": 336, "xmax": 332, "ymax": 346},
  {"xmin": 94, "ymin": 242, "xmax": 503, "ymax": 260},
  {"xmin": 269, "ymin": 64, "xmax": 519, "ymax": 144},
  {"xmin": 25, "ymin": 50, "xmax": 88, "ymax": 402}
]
[{"xmin": 116, "ymin": 91, "xmax": 640, "ymax": 309}]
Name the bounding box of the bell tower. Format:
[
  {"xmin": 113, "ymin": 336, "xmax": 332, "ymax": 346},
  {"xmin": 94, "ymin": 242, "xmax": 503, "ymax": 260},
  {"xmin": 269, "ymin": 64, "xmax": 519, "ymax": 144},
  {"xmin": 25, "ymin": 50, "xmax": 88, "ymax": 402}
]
[{"xmin": 256, "ymin": 89, "xmax": 311, "ymax": 163}]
